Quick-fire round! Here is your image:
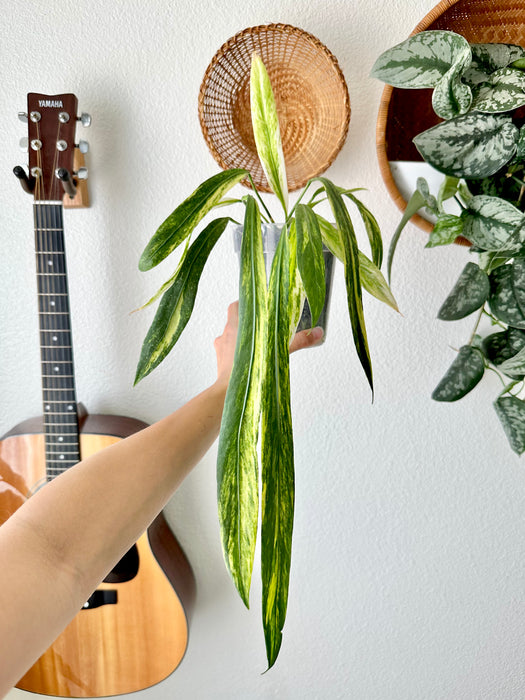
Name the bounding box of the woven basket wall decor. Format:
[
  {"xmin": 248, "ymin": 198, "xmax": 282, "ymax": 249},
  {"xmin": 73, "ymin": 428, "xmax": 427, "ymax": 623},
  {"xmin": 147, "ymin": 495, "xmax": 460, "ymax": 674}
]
[
  {"xmin": 198, "ymin": 23, "xmax": 350, "ymax": 193},
  {"xmin": 376, "ymin": 0, "xmax": 525, "ymax": 234}
]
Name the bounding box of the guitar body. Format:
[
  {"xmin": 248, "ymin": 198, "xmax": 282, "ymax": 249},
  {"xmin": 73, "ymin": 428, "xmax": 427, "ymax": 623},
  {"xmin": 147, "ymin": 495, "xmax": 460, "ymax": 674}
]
[{"xmin": 0, "ymin": 412, "xmax": 196, "ymax": 697}]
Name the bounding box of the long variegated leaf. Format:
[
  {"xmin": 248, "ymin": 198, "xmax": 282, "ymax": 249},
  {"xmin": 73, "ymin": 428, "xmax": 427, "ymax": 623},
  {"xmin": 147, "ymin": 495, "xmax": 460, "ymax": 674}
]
[
  {"xmin": 414, "ymin": 113, "xmax": 518, "ymax": 179},
  {"xmin": 217, "ymin": 197, "xmax": 267, "ymax": 607},
  {"xmin": 316, "ymin": 177, "xmax": 373, "ymax": 393},
  {"xmin": 340, "ymin": 190, "xmax": 383, "ymax": 268},
  {"xmin": 295, "ymin": 204, "xmax": 325, "ymax": 326},
  {"xmin": 287, "ymin": 221, "xmax": 306, "ymax": 340},
  {"xmin": 139, "ymin": 169, "xmax": 247, "ymax": 270},
  {"xmin": 135, "ymin": 218, "xmax": 229, "ymax": 383},
  {"xmin": 251, "ymin": 53, "xmax": 288, "ymax": 214},
  {"xmin": 371, "ymin": 30, "xmax": 471, "ymax": 89},
  {"xmin": 261, "ymin": 230, "xmax": 294, "ymax": 669}
]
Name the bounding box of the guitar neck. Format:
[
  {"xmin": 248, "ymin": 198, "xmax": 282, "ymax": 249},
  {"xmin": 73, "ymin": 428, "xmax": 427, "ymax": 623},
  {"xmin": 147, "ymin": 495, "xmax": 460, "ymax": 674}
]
[{"xmin": 34, "ymin": 201, "xmax": 80, "ymax": 480}]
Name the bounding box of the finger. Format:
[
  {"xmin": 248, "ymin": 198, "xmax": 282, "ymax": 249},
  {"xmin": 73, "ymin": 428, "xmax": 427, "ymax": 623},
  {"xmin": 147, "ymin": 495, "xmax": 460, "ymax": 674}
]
[{"xmin": 289, "ymin": 327, "xmax": 324, "ymax": 353}]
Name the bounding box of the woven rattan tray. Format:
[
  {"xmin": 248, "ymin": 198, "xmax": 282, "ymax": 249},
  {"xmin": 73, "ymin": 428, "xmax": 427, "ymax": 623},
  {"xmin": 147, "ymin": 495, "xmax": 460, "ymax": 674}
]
[
  {"xmin": 376, "ymin": 0, "xmax": 525, "ymax": 234},
  {"xmin": 199, "ymin": 23, "xmax": 350, "ymax": 193}
]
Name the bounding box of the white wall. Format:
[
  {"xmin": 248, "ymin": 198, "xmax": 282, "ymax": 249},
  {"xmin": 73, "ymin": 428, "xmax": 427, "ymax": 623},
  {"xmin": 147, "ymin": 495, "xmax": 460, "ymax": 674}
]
[{"xmin": 2, "ymin": 1, "xmax": 525, "ymax": 698}]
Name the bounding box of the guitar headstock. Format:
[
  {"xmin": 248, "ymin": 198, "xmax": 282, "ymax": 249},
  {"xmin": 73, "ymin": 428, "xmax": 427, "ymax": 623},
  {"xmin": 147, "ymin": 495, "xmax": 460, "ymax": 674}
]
[{"xmin": 16, "ymin": 93, "xmax": 90, "ymax": 202}]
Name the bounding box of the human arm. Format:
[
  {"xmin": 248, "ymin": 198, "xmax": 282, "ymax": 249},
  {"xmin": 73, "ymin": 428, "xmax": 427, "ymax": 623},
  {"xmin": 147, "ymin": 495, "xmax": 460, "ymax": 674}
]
[{"xmin": 0, "ymin": 302, "xmax": 322, "ymax": 696}]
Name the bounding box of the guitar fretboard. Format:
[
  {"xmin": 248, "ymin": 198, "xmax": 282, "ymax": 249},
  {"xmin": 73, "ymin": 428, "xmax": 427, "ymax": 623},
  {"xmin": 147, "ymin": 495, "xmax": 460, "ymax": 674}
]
[{"xmin": 34, "ymin": 202, "xmax": 80, "ymax": 479}]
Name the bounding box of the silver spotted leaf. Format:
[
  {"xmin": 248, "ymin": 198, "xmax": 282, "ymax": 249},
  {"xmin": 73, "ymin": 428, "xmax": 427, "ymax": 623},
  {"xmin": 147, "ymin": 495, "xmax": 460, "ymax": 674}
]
[
  {"xmin": 426, "ymin": 213, "xmax": 464, "ymax": 248},
  {"xmin": 489, "ymin": 263, "xmax": 525, "ymax": 328},
  {"xmin": 472, "ymin": 68, "xmax": 525, "ymax": 113},
  {"xmin": 370, "ymin": 30, "xmax": 471, "ymax": 89},
  {"xmin": 432, "ymin": 345, "xmax": 485, "ymax": 402},
  {"xmin": 494, "ymin": 396, "xmax": 525, "ymax": 454},
  {"xmin": 498, "ymin": 346, "xmax": 525, "ymax": 376},
  {"xmin": 414, "ymin": 113, "xmax": 518, "ymax": 179},
  {"xmin": 432, "ymin": 51, "xmax": 473, "ymax": 119},
  {"xmin": 437, "ymin": 262, "xmax": 490, "ymax": 320},
  {"xmin": 464, "ymin": 43, "xmax": 525, "ymax": 85},
  {"xmin": 482, "ymin": 327, "xmax": 525, "ymax": 378},
  {"xmin": 461, "ymin": 196, "xmax": 525, "ymax": 252}
]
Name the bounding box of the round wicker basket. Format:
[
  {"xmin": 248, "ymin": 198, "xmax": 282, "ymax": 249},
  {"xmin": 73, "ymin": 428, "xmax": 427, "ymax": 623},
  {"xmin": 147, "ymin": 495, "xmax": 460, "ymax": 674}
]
[
  {"xmin": 376, "ymin": 0, "xmax": 525, "ymax": 236},
  {"xmin": 199, "ymin": 23, "xmax": 350, "ymax": 193}
]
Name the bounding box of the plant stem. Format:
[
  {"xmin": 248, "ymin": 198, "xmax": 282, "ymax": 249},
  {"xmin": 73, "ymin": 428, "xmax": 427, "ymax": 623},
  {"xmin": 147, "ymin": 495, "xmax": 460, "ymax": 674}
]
[
  {"xmin": 247, "ymin": 174, "xmax": 274, "ymax": 223},
  {"xmin": 468, "ymin": 306, "xmax": 484, "ymax": 345},
  {"xmin": 287, "ymin": 180, "xmax": 314, "ymax": 220}
]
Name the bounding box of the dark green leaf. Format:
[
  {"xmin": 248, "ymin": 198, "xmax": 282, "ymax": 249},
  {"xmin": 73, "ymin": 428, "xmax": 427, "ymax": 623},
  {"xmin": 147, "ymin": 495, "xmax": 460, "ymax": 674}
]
[
  {"xmin": 295, "ymin": 204, "xmax": 325, "ymax": 326},
  {"xmin": 261, "ymin": 231, "xmax": 294, "ymax": 669},
  {"xmin": 489, "ymin": 264, "xmax": 525, "ymax": 328},
  {"xmin": 414, "ymin": 113, "xmax": 518, "ymax": 179},
  {"xmin": 217, "ymin": 197, "xmax": 268, "ymax": 607},
  {"xmin": 387, "ymin": 189, "xmax": 426, "ymax": 283},
  {"xmin": 134, "ymin": 217, "xmax": 229, "ymax": 383},
  {"xmin": 432, "ymin": 345, "xmax": 485, "ymax": 401},
  {"xmin": 139, "ymin": 169, "xmax": 247, "ymax": 271},
  {"xmin": 494, "ymin": 396, "xmax": 525, "ymax": 454},
  {"xmin": 437, "ymin": 262, "xmax": 489, "ymax": 320},
  {"xmin": 482, "ymin": 328, "xmax": 525, "ymax": 376},
  {"xmin": 316, "ymin": 177, "xmax": 373, "ymax": 393}
]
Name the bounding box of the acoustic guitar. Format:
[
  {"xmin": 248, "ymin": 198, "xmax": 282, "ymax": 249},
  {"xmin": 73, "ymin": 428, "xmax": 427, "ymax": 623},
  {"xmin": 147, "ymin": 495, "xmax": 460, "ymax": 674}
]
[{"xmin": 0, "ymin": 93, "xmax": 196, "ymax": 697}]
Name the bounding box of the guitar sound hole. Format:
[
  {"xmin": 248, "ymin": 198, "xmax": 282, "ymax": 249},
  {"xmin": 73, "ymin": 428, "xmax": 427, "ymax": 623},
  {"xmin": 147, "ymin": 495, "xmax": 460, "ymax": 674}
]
[{"xmin": 103, "ymin": 544, "xmax": 139, "ymax": 583}]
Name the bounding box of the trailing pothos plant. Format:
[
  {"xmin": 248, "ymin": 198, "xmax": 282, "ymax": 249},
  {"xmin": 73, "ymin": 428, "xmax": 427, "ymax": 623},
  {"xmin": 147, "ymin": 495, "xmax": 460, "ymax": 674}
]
[
  {"xmin": 372, "ymin": 29, "xmax": 525, "ymax": 454},
  {"xmin": 135, "ymin": 53, "xmax": 396, "ymax": 667}
]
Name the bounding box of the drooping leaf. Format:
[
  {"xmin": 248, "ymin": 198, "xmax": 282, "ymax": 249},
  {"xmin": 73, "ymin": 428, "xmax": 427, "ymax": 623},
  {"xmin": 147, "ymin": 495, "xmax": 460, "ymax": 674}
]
[
  {"xmin": 437, "ymin": 176, "xmax": 460, "ymax": 211},
  {"xmin": 489, "ymin": 263, "xmax": 525, "ymax": 328},
  {"xmin": 432, "ymin": 345, "xmax": 485, "ymax": 401},
  {"xmin": 472, "ymin": 67, "xmax": 525, "ymax": 113},
  {"xmin": 432, "ymin": 48, "xmax": 472, "ymax": 119},
  {"xmin": 315, "ymin": 215, "xmax": 344, "ymax": 261},
  {"xmin": 340, "ymin": 190, "xmax": 383, "ymax": 268},
  {"xmin": 287, "ymin": 221, "xmax": 306, "ymax": 340},
  {"xmin": 251, "ymin": 53, "xmax": 288, "ymax": 214},
  {"xmin": 139, "ymin": 169, "xmax": 247, "ymax": 271},
  {"xmin": 426, "ymin": 213, "xmax": 465, "ymax": 248},
  {"xmin": 414, "ymin": 113, "xmax": 519, "ymax": 179},
  {"xmin": 295, "ymin": 204, "xmax": 325, "ymax": 326},
  {"xmin": 461, "ymin": 195, "xmax": 525, "ymax": 252},
  {"xmin": 494, "ymin": 396, "xmax": 525, "ymax": 454},
  {"xmin": 217, "ymin": 198, "xmax": 268, "ymax": 607},
  {"xmin": 134, "ymin": 217, "xmax": 229, "ymax": 383},
  {"xmin": 482, "ymin": 327, "xmax": 525, "ymax": 376},
  {"xmin": 316, "ymin": 177, "xmax": 373, "ymax": 393},
  {"xmin": 464, "ymin": 43, "xmax": 525, "ymax": 85},
  {"xmin": 370, "ymin": 30, "xmax": 471, "ymax": 89},
  {"xmin": 437, "ymin": 262, "xmax": 490, "ymax": 320},
  {"xmin": 387, "ymin": 188, "xmax": 427, "ymax": 283},
  {"xmin": 261, "ymin": 231, "xmax": 294, "ymax": 669}
]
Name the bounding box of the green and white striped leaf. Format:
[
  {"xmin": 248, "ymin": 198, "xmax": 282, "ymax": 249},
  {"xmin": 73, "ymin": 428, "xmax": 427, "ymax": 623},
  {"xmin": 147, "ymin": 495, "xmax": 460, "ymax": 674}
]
[
  {"xmin": 432, "ymin": 49, "xmax": 473, "ymax": 119},
  {"xmin": 464, "ymin": 43, "xmax": 525, "ymax": 85},
  {"xmin": 316, "ymin": 177, "xmax": 373, "ymax": 393},
  {"xmin": 370, "ymin": 30, "xmax": 471, "ymax": 89},
  {"xmin": 251, "ymin": 53, "xmax": 288, "ymax": 214},
  {"xmin": 461, "ymin": 195, "xmax": 525, "ymax": 252},
  {"xmin": 472, "ymin": 67, "xmax": 525, "ymax": 113},
  {"xmin": 135, "ymin": 217, "xmax": 229, "ymax": 383},
  {"xmin": 437, "ymin": 262, "xmax": 489, "ymax": 320},
  {"xmin": 261, "ymin": 230, "xmax": 294, "ymax": 669},
  {"xmin": 414, "ymin": 113, "xmax": 518, "ymax": 179},
  {"xmin": 340, "ymin": 190, "xmax": 383, "ymax": 268},
  {"xmin": 426, "ymin": 213, "xmax": 464, "ymax": 248},
  {"xmin": 295, "ymin": 204, "xmax": 325, "ymax": 326},
  {"xmin": 489, "ymin": 263, "xmax": 525, "ymax": 328},
  {"xmin": 494, "ymin": 395, "xmax": 525, "ymax": 454},
  {"xmin": 139, "ymin": 169, "xmax": 247, "ymax": 271},
  {"xmin": 217, "ymin": 198, "xmax": 268, "ymax": 608},
  {"xmin": 316, "ymin": 216, "xmax": 398, "ymax": 312},
  {"xmin": 286, "ymin": 221, "xmax": 306, "ymax": 340},
  {"xmin": 432, "ymin": 345, "xmax": 485, "ymax": 402}
]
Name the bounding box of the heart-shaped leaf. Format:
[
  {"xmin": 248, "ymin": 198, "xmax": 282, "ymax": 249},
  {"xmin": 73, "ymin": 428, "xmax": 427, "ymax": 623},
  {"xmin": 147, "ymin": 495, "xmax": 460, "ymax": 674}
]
[
  {"xmin": 427, "ymin": 213, "xmax": 465, "ymax": 248},
  {"xmin": 489, "ymin": 263, "xmax": 525, "ymax": 328},
  {"xmin": 414, "ymin": 113, "xmax": 518, "ymax": 179},
  {"xmin": 437, "ymin": 262, "xmax": 490, "ymax": 320},
  {"xmin": 432, "ymin": 50, "xmax": 473, "ymax": 119},
  {"xmin": 432, "ymin": 345, "xmax": 485, "ymax": 402},
  {"xmin": 461, "ymin": 196, "xmax": 525, "ymax": 252},
  {"xmin": 464, "ymin": 43, "xmax": 525, "ymax": 85},
  {"xmin": 472, "ymin": 67, "xmax": 525, "ymax": 113}
]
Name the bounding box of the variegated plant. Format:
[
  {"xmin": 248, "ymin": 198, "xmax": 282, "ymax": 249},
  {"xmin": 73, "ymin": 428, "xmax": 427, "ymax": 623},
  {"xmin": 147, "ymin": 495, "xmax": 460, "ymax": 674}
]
[
  {"xmin": 372, "ymin": 30, "xmax": 525, "ymax": 454},
  {"xmin": 136, "ymin": 53, "xmax": 396, "ymax": 668}
]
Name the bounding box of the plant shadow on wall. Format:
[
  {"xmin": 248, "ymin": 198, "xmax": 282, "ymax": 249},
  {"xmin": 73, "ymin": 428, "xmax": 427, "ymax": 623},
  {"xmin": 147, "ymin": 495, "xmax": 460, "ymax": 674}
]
[
  {"xmin": 373, "ymin": 30, "xmax": 525, "ymax": 455},
  {"xmin": 134, "ymin": 52, "xmax": 397, "ymax": 668}
]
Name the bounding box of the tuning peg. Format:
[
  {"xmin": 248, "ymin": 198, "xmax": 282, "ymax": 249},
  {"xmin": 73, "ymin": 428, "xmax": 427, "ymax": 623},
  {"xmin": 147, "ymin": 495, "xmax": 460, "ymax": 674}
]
[
  {"xmin": 75, "ymin": 167, "xmax": 88, "ymax": 180},
  {"xmin": 19, "ymin": 137, "xmax": 28, "ymax": 151},
  {"xmin": 78, "ymin": 112, "xmax": 92, "ymax": 127},
  {"xmin": 77, "ymin": 140, "xmax": 89, "ymax": 154},
  {"xmin": 13, "ymin": 165, "xmax": 36, "ymax": 194},
  {"xmin": 18, "ymin": 111, "xmax": 28, "ymax": 123}
]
